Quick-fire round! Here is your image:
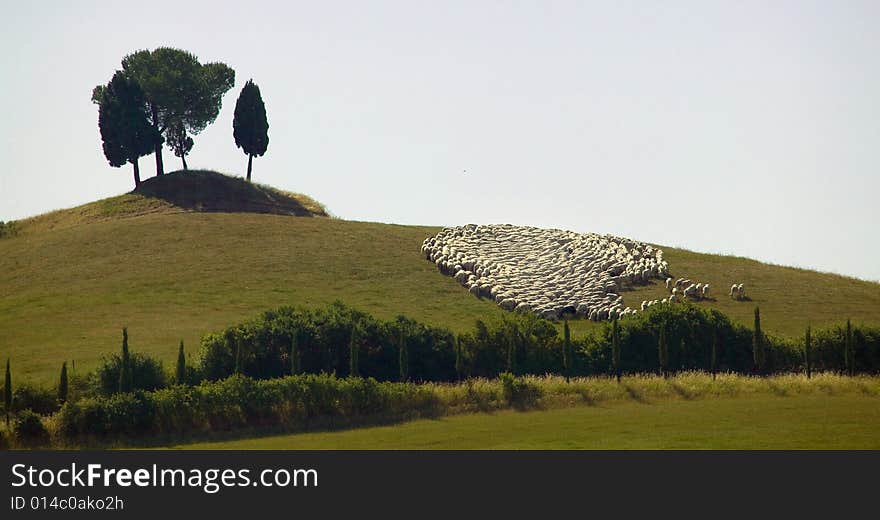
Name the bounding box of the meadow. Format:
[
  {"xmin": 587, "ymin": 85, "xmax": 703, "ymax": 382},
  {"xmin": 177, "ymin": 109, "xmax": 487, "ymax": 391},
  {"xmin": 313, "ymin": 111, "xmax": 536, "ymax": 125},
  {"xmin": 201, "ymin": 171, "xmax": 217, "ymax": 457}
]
[
  {"xmin": 2, "ymin": 171, "xmax": 879, "ymax": 384},
  {"xmin": 180, "ymin": 394, "xmax": 880, "ymax": 450}
]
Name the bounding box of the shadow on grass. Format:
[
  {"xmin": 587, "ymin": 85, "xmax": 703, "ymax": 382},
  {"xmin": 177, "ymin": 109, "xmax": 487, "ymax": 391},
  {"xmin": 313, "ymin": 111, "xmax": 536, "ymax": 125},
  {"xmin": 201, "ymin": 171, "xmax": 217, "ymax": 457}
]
[
  {"xmin": 58, "ymin": 410, "xmax": 444, "ymax": 450},
  {"xmin": 669, "ymin": 381, "xmax": 696, "ymax": 400},
  {"xmin": 621, "ymin": 383, "xmax": 651, "ymax": 404},
  {"xmin": 134, "ymin": 170, "xmax": 325, "ymax": 217}
]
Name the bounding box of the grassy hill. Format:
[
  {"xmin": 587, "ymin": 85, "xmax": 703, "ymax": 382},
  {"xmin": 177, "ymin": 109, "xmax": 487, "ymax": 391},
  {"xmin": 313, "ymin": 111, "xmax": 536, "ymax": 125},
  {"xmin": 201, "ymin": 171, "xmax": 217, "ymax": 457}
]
[{"xmin": 2, "ymin": 170, "xmax": 879, "ymax": 384}]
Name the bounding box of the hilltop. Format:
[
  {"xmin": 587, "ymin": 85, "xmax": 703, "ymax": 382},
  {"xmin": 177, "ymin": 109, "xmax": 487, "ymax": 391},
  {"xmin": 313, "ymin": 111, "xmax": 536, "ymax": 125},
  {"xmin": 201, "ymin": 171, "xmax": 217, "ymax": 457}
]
[
  {"xmin": 1, "ymin": 172, "xmax": 879, "ymax": 383},
  {"xmin": 9, "ymin": 170, "xmax": 328, "ymax": 236}
]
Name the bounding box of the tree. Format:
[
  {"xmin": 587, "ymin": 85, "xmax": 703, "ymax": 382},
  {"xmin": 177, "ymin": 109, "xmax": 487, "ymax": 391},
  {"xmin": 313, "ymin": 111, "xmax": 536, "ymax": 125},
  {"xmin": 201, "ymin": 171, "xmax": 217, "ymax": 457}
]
[
  {"xmin": 233, "ymin": 79, "xmax": 269, "ymax": 181},
  {"xmin": 611, "ymin": 318, "xmax": 621, "ymax": 382},
  {"xmin": 710, "ymin": 328, "xmax": 718, "ymax": 381},
  {"xmin": 349, "ymin": 327, "xmax": 360, "ymax": 377},
  {"xmin": 93, "ymin": 71, "xmax": 159, "ymax": 187},
  {"xmin": 454, "ymin": 337, "xmax": 465, "ymax": 381},
  {"xmin": 804, "ymin": 325, "xmax": 812, "ymax": 380},
  {"xmin": 115, "ymin": 48, "xmax": 235, "ymax": 176},
  {"xmin": 844, "ymin": 319, "xmax": 854, "ymax": 376},
  {"xmin": 176, "ymin": 341, "xmax": 186, "ymax": 385},
  {"xmin": 166, "ymin": 121, "xmax": 194, "ymax": 170},
  {"xmin": 398, "ymin": 328, "xmax": 408, "ymax": 382},
  {"xmin": 753, "ymin": 307, "xmax": 765, "ymax": 375},
  {"xmin": 290, "ymin": 333, "xmax": 300, "ymax": 376},
  {"xmin": 658, "ymin": 323, "xmax": 668, "ymax": 379},
  {"xmin": 4, "ymin": 359, "xmax": 10, "ymax": 428},
  {"xmin": 562, "ymin": 319, "xmax": 572, "ymax": 381},
  {"xmin": 58, "ymin": 362, "xmax": 69, "ymax": 404},
  {"xmin": 119, "ymin": 328, "xmax": 132, "ymax": 393},
  {"xmin": 506, "ymin": 329, "xmax": 517, "ymax": 375}
]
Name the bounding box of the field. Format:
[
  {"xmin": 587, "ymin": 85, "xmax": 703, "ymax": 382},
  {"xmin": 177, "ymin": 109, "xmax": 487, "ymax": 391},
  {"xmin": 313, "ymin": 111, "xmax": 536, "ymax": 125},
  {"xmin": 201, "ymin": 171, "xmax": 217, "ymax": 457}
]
[
  {"xmin": 2, "ymin": 171, "xmax": 880, "ymax": 384},
  {"xmin": 178, "ymin": 395, "xmax": 880, "ymax": 449}
]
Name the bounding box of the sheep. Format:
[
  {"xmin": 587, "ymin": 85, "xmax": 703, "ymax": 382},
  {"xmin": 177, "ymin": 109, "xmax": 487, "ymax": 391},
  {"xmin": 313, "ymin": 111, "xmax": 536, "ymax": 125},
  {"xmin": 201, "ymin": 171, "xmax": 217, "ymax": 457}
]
[
  {"xmin": 729, "ymin": 284, "xmax": 738, "ymax": 299},
  {"xmin": 666, "ymin": 277, "xmax": 673, "ymax": 290},
  {"xmin": 737, "ymin": 283, "xmax": 745, "ymax": 299},
  {"xmin": 701, "ymin": 284, "xmax": 710, "ymax": 298}
]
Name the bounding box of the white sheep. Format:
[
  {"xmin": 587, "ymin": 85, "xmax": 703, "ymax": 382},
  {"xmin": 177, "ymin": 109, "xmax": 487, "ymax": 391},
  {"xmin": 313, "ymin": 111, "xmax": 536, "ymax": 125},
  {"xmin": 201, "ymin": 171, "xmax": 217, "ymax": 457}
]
[
  {"xmin": 665, "ymin": 277, "xmax": 673, "ymax": 290},
  {"xmin": 701, "ymin": 284, "xmax": 710, "ymax": 298}
]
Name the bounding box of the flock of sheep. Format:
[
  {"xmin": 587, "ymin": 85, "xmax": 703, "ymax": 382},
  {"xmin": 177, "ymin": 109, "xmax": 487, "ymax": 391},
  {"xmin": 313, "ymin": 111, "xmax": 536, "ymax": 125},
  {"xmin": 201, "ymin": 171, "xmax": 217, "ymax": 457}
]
[{"xmin": 422, "ymin": 224, "xmax": 748, "ymax": 321}]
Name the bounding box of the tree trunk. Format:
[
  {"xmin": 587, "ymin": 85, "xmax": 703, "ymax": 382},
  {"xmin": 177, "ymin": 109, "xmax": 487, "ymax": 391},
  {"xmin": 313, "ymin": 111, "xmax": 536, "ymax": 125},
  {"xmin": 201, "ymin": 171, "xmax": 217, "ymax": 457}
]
[
  {"xmin": 247, "ymin": 154, "xmax": 253, "ymax": 182},
  {"xmin": 151, "ymin": 104, "xmax": 164, "ymax": 176},
  {"xmin": 182, "ymin": 154, "xmax": 188, "ymax": 171},
  {"xmin": 132, "ymin": 158, "xmax": 141, "ymax": 188}
]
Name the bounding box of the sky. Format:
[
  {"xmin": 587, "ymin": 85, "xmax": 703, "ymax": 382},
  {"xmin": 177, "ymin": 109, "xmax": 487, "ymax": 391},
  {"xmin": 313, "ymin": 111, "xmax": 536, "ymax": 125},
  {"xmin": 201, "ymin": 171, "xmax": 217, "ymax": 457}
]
[{"xmin": 1, "ymin": 1, "xmax": 878, "ymax": 281}]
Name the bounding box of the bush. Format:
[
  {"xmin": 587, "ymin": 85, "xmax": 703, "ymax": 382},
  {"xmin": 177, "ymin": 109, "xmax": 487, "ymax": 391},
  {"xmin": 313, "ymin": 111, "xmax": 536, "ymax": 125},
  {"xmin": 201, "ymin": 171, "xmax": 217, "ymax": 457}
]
[
  {"xmin": 13, "ymin": 409, "xmax": 50, "ymax": 447},
  {"xmin": 198, "ymin": 302, "xmax": 456, "ymax": 383},
  {"xmin": 500, "ymin": 372, "xmax": 542, "ymax": 409},
  {"xmin": 0, "ymin": 429, "xmax": 8, "ymax": 450},
  {"xmin": 57, "ymin": 373, "xmax": 443, "ymax": 442},
  {"xmin": 12, "ymin": 384, "xmax": 59, "ymax": 415},
  {"xmin": 91, "ymin": 352, "xmax": 166, "ymax": 396}
]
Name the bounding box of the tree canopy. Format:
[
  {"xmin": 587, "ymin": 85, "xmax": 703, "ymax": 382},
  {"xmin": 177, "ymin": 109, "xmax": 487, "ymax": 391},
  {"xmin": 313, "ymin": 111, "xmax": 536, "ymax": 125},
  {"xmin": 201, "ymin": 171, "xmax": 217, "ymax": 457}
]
[
  {"xmin": 112, "ymin": 47, "xmax": 235, "ymax": 175},
  {"xmin": 94, "ymin": 71, "xmax": 160, "ymax": 187},
  {"xmin": 233, "ymin": 79, "xmax": 269, "ymax": 181}
]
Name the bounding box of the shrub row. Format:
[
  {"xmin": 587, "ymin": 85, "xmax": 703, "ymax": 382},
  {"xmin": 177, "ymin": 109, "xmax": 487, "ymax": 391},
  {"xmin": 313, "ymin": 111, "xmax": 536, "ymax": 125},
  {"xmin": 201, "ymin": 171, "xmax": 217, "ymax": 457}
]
[
  {"xmin": 56, "ymin": 373, "xmax": 442, "ymax": 441},
  {"xmin": 196, "ymin": 302, "xmax": 880, "ymax": 383},
  {"xmin": 199, "ymin": 302, "xmax": 456, "ymax": 382}
]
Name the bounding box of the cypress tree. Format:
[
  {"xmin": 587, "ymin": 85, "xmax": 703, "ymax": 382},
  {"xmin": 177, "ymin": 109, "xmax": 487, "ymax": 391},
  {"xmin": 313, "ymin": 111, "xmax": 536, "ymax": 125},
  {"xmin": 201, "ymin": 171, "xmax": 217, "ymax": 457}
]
[
  {"xmin": 844, "ymin": 319, "xmax": 853, "ymax": 376},
  {"xmin": 58, "ymin": 362, "xmax": 69, "ymax": 405},
  {"xmin": 562, "ymin": 319, "xmax": 572, "ymax": 381},
  {"xmin": 233, "ymin": 79, "xmax": 270, "ymax": 182},
  {"xmin": 398, "ymin": 328, "xmax": 408, "ymax": 383},
  {"xmin": 4, "ymin": 359, "xmax": 11, "ymax": 428},
  {"xmin": 233, "ymin": 338, "xmax": 242, "ymax": 375},
  {"xmin": 290, "ymin": 333, "xmax": 300, "ymax": 376},
  {"xmin": 454, "ymin": 337, "xmax": 464, "ymax": 381},
  {"xmin": 611, "ymin": 318, "xmax": 621, "ymax": 382},
  {"xmin": 349, "ymin": 327, "xmax": 360, "ymax": 377},
  {"xmin": 176, "ymin": 340, "xmax": 186, "ymax": 385},
  {"xmin": 753, "ymin": 307, "xmax": 765, "ymax": 375},
  {"xmin": 710, "ymin": 328, "xmax": 718, "ymax": 380},
  {"xmin": 119, "ymin": 328, "xmax": 132, "ymax": 393},
  {"xmin": 804, "ymin": 325, "xmax": 812, "ymax": 379},
  {"xmin": 658, "ymin": 323, "xmax": 668, "ymax": 378},
  {"xmin": 506, "ymin": 327, "xmax": 518, "ymax": 375}
]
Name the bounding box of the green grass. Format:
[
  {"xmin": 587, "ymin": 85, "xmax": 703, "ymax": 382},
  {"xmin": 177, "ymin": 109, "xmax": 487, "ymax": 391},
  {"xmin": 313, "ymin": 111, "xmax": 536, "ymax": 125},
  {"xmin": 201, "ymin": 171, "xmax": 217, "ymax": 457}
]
[
  {"xmin": 176, "ymin": 394, "xmax": 880, "ymax": 449},
  {"xmin": 2, "ymin": 171, "xmax": 879, "ymax": 384}
]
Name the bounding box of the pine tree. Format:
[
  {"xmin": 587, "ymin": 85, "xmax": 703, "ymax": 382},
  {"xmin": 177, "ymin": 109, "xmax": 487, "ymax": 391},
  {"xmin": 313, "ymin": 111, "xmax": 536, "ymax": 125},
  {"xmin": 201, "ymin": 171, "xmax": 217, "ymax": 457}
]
[
  {"xmin": 753, "ymin": 307, "xmax": 765, "ymax": 375},
  {"xmin": 612, "ymin": 318, "xmax": 621, "ymax": 382},
  {"xmin": 119, "ymin": 328, "xmax": 132, "ymax": 393},
  {"xmin": 804, "ymin": 325, "xmax": 812, "ymax": 379},
  {"xmin": 4, "ymin": 359, "xmax": 11, "ymax": 428},
  {"xmin": 176, "ymin": 340, "xmax": 186, "ymax": 385},
  {"xmin": 58, "ymin": 362, "xmax": 69, "ymax": 404},
  {"xmin": 658, "ymin": 323, "xmax": 668, "ymax": 378},
  {"xmin": 349, "ymin": 327, "xmax": 360, "ymax": 378},
  {"xmin": 562, "ymin": 319, "xmax": 572, "ymax": 381},
  {"xmin": 398, "ymin": 328, "xmax": 408, "ymax": 383}
]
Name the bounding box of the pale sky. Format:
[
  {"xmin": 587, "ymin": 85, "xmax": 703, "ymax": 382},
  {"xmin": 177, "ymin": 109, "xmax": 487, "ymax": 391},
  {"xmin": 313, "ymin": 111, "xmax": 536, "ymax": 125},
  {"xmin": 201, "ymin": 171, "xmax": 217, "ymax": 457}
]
[{"xmin": 1, "ymin": 1, "xmax": 878, "ymax": 281}]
